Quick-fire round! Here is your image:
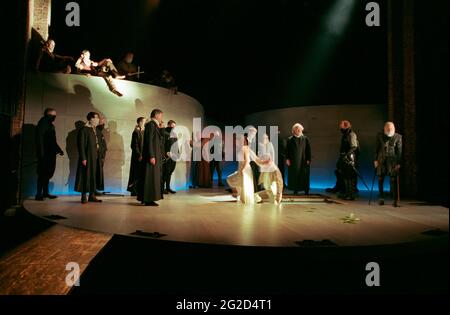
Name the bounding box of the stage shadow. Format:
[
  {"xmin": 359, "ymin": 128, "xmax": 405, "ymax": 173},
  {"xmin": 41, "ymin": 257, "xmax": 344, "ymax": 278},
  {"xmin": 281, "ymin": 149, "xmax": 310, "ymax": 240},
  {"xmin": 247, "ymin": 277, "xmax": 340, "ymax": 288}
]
[
  {"xmin": 103, "ymin": 121, "xmax": 125, "ymax": 192},
  {"xmin": 21, "ymin": 124, "xmax": 37, "ymax": 198},
  {"xmin": 66, "ymin": 121, "xmax": 85, "ymax": 192},
  {"xmin": 127, "ymin": 203, "xmax": 147, "ymax": 207},
  {"xmin": 134, "ymin": 98, "xmax": 146, "ymax": 117}
]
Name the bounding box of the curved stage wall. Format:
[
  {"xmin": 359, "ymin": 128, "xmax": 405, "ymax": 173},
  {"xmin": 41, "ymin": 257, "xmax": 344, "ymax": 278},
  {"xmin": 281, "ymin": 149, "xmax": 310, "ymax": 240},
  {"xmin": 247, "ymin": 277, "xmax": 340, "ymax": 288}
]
[
  {"xmin": 22, "ymin": 73, "xmax": 204, "ymax": 197},
  {"xmin": 245, "ymin": 105, "xmax": 386, "ymax": 189}
]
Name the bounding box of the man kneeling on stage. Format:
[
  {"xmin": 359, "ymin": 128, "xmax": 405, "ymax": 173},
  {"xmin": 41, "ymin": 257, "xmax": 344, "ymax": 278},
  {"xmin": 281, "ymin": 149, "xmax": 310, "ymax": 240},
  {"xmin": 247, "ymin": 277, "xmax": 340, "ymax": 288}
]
[{"xmin": 374, "ymin": 121, "xmax": 402, "ymax": 207}]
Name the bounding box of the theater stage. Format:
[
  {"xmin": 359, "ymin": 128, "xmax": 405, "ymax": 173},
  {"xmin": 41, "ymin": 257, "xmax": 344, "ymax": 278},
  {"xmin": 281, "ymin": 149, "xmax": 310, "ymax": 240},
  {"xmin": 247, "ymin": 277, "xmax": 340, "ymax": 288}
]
[{"xmin": 23, "ymin": 189, "xmax": 449, "ymax": 248}]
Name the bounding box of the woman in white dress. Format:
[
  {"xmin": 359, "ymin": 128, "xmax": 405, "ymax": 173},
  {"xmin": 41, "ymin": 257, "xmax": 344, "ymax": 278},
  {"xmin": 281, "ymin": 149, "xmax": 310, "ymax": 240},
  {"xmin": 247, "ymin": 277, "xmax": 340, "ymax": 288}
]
[{"xmin": 226, "ymin": 134, "xmax": 256, "ymax": 204}]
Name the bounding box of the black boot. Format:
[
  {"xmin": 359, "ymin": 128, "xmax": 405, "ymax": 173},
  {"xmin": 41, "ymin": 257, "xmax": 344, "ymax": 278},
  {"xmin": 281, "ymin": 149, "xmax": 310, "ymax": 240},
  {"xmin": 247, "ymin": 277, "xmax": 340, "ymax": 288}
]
[
  {"xmin": 378, "ymin": 176, "xmax": 385, "ymax": 206},
  {"xmin": 344, "ymin": 179, "xmax": 355, "ymax": 200},
  {"xmin": 88, "ymin": 194, "xmax": 102, "ymax": 202},
  {"xmin": 166, "ymin": 176, "xmax": 176, "ymax": 194},
  {"xmin": 391, "ymin": 176, "xmax": 400, "ymax": 207},
  {"xmin": 43, "ymin": 179, "xmax": 57, "ymax": 199},
  {"xmin": 326, "ymin": 186, "xmax": 338, "ymax": 193},
  {"xmin": 36, "ymin": 176, "xmax": 44, "ymax": 200}
]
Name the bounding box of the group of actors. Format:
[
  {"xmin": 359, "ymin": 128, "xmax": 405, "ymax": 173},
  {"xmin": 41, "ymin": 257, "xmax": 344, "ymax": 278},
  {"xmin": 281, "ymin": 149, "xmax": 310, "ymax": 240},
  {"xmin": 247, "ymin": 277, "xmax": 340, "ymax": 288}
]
[
  {"xmin": 324, "ymin": 120, "xmax": 402, "ymax": 207},
  {"xmin": 34, "ymin": 107, "xmax": 402, "ymax": 207},
  {"xmin": 35, "ymin": 39, "xmax": 178, "ymax": 97}
]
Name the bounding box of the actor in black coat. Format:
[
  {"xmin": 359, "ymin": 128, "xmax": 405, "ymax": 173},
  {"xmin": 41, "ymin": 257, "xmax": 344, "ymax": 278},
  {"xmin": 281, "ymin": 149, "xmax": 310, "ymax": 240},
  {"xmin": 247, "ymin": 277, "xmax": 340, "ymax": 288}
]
[
  {"xmin": 35, "ymin": 109, "xmax": 64, "ymax": 200},
  {"xmin": 286, "ymin": 123, "xmax": 311, "ymax": 195},
  {"xmin": 162, "ymin": 120, "xmax": 179, "ymax": 194},
  {"xmin": 138, "ymin": 110, "xmax": 164, "ymax": 206},
  {"xmin": 96, "ymin": 124, "xmax": 107, "ymax": 192},
  {"xmin": 374, "ymin": 122, "xmax": 403, "ymax": 206},
  {"xmin": 336, "ymin": 121, "xmax": 359, "ymax": 200},
  {"xmin": 128, "ymin": 118, "xmax": 146, "ymax": 196},
  {"xmin": 75, "ymin": 112, "xmax": 102, "ymax": 203},
  {"xmin": 208, "ymin": 132, "xmax": 224, "ymax": 187}
]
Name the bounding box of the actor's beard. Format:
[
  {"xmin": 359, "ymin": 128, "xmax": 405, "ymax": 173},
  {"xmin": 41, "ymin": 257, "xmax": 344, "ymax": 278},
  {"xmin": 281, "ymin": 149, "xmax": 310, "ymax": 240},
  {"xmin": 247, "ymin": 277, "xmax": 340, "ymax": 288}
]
[{"xmin": 384, "ymin": 131, "xmax": 395, "ymax": 137}]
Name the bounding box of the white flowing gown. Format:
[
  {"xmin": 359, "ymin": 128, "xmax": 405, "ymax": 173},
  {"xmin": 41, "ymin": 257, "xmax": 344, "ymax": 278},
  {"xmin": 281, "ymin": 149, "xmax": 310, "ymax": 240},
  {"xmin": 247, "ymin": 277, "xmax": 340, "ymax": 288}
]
[{"xmin": 226, "ymin": 145, "xmax": 255, "ymax": 204}]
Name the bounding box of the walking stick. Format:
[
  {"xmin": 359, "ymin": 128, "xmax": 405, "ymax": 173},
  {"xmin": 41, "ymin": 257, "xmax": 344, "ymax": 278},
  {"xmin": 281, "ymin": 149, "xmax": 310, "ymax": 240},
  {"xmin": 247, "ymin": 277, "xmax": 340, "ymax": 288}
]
[
  {"xmin": 368, "ymin": 168, "xmax": 377, "ymax": 205},
  {"xmin": 396, "ymin": 174, "xmax": 401, "ymax": 207},
  {"xmin": 344, "ymin": 156, "xmax": 370, "ymax": 192},
  {"xmin": 353, "ymin": 168, "xmax": 370, "ymax": 192}
]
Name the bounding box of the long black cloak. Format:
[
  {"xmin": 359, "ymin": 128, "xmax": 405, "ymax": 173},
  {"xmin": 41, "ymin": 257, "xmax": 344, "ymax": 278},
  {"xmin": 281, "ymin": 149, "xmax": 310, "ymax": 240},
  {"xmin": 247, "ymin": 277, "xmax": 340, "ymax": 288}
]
[
  {"xmin": 35, "ymin": 115, "xmax": 63, "ymax": 178},
  {"xmin": 75, "ymin": 124, "xmax": 98, "ymax": 194},
  {"xmin": 138, "ymin": 120, "xmax": 163, "ymax": 203},
  {"xmin": 128, "ymin": 126, "xmax": 144, "ymax": 192},
  {"xmin": 286, "ymin": 135, "xmax": 311, "ymax": 192}
]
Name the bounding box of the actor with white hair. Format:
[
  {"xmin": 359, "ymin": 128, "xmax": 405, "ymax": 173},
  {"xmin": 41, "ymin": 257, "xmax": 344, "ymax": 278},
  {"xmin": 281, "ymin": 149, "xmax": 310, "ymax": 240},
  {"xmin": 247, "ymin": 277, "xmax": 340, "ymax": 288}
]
[
  {"xmin": 286, "ymin": 123, "xmax": 311, "ymax": 195},
  {"xmin": 374, "ymin": 121, "xmax": 402, "ymax": 207}
]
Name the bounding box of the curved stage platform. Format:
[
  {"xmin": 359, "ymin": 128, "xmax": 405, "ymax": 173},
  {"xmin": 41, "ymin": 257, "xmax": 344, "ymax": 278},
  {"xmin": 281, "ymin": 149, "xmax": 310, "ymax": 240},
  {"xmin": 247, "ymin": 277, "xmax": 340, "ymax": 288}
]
[{"xmin": 23, "ymin": 189, "xmax": 449, "ymax": 248}]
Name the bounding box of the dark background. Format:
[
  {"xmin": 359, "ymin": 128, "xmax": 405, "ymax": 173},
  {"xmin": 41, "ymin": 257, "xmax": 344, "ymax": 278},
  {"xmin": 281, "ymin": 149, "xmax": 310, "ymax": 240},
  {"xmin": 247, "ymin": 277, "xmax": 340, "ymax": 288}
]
[{"xmin": 49, "ymin": 0, "xmax": 388, "ymax": 124}]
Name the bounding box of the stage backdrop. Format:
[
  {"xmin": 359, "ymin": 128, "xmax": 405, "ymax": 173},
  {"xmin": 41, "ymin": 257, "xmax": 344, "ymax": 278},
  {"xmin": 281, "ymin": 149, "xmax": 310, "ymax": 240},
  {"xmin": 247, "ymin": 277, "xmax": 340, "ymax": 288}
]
[
  {"xmin": 22, "ymin": 72, "xmax": 204, "ymax": 197},
  {"xmin": 245, "ymin": 105, "xmax": 386, "ymax": 190}
]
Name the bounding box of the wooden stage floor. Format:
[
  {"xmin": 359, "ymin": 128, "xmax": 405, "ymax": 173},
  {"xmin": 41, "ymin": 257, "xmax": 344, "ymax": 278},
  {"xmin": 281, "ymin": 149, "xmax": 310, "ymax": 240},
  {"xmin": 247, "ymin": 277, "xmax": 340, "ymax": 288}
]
[{"xmin": 24, "ymin": 189, "xmax": 449, "ymax": 247}]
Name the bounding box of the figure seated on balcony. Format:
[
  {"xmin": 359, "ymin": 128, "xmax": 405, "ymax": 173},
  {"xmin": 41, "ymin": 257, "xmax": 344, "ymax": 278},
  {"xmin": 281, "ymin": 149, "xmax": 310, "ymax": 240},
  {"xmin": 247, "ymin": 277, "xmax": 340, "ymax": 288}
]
[
  {"xmin": 75, "ymin": 50, "xmax": 125, "ymax": 97},
  {"xmin": 117, "ymin": 52, "xmax": 142, "ymax": 81},
  {"xmin": 36, "ymin": 39, "xmax": 74, "ymax": 74}
]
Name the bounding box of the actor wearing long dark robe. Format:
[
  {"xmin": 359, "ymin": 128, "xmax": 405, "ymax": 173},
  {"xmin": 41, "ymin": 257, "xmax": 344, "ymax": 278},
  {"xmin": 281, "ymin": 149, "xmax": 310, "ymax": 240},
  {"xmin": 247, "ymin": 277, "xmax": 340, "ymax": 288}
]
[
  {"xmin": 189, "ymin": 132, "xmax": 201, "ymax": 188},
  {"xmin": 286, "ymin": 123, "xmax": 311, "ymax": 195},
  {"xmin": 128, "ymin": 124, "xmax": 145, "ymax": 196},
  {"xmin": 138, "ymin": 117, "xmax": 163, "ymax": 206},
  {"xmin": 35, "ymin": 110, "xmax": 64, "ymax": 200},
  {"xmin": 75, "ymin": 117, "xmax": 102, "ymax": 203},
  {"xmin": 209, "ymin": 133, "xmax": 224, "ymax": 187},
  {"xmin": 162, "ymin": 122, "xmax": 179, "ymax": 194},
  {"xmin": 374, "ymin": 122, "xmax": 402, "ymax": 207},
  {"xmin": 96, "ymin": 124, "xmax": 107, "ymax": 192}
]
